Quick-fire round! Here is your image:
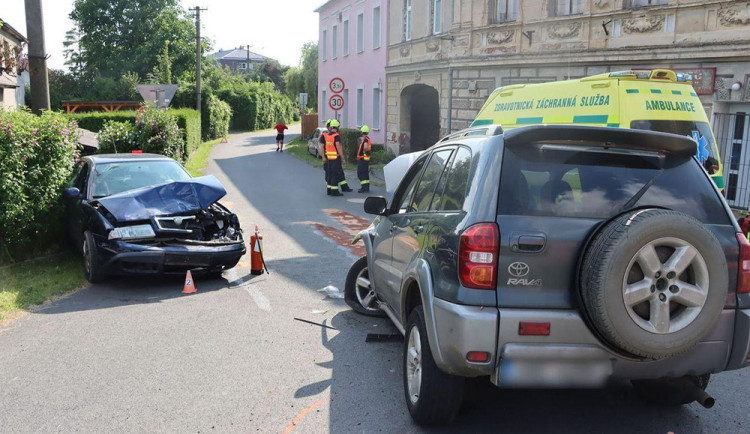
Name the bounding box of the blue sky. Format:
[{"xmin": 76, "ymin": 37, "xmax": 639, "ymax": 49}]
[{"xmin": 3, "ymin": 0, "xmax": 319, "ymax": 69}]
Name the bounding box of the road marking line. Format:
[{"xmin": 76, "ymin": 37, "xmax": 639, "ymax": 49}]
[
  {"xmin": 283, "ymin": 398, "xmax": 325, "ymax": 434},
  {"xmin": 244, "ymin": 286, "xmax": 271, "ymax": 311}
]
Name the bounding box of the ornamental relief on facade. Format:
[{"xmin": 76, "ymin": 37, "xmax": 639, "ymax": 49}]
[
  {"xmin": 547, "ymin": 22, "xmax": 582, "ymax": 40},
  {"xmin": 593, "ymin": 0, "xmax": 611, "ymax": 9},
  {"xmin": 487, "ymin": 30, "xmax": 514, "ymax": 45},
  {"xmin": 400, "ymin": 45, "xmax": 410, "ymax": 57},
  {"xmin": 425, "ymin": 39, "xmax": 440, "ymax": 52},
  {"xmin": 718, "ymin": 7, "xmax": 750, "ymax": 27},
  {"xmin": 622, "ymin": 15, "xmax": 664, "ymax": 34}
]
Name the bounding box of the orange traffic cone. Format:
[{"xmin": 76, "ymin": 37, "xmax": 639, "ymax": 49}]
[{"xmin": 182, "ymin": 270, "xmax": 198, "ymax": 294}]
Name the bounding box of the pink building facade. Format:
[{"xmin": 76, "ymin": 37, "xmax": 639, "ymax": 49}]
[{"xmin": 316, "ymin": 0, "xmax": 387, "ymax": 145}]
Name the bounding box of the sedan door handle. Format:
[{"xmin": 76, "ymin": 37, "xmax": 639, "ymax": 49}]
[{"xmin": 414, "ymin": 225, "xmax": 424, "ymax": 234}]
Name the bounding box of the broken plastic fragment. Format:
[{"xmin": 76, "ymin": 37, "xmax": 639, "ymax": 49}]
[{"xmin": 317, "ymin": 285, "xmax": 344, "ymax": 299}]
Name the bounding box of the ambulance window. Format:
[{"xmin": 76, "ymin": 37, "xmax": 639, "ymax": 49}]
[{"xmin": 630, "ymin": 120, "xmax": 717, "ymax": 160}]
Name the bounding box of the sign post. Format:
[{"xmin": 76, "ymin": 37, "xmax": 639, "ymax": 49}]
[{"xmin": 299, "ymin": 93, "xmax": 308, "ymax": 107}]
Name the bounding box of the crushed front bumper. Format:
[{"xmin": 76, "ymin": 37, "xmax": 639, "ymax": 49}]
[{"xmin": 96, "ymin": 235, "xmax": 246, "ymax": 275}]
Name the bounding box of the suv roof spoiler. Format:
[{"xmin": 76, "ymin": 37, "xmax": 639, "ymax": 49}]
[{"xmin": 503, "ymin": 125, "xmax": 698, "ymax": 158}]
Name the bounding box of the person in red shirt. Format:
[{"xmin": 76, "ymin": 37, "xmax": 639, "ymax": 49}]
[{"xmin": 274, "ymin": 120, "xmax": 288, "ymax": 152}]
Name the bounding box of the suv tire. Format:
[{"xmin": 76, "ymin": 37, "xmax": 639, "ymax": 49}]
[
  {"xmin": 580, "ymin": 209, "xmax": 727, "ymax": 359},
  {"xmin": 404, "ymin": 306, "xmax": 464, "ymax": 426},
  {"xmin": 632, "ymin": 374, "xmax": 711, "ymax": 406},
  {"xmin": 345, "ymin": 257, "xmax": 386, "ymax": 317}
]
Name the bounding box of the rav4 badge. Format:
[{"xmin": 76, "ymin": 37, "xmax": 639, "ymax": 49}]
[{"xmin": 507, "ymin": 262, "xmax": 542, "ymax": 286}]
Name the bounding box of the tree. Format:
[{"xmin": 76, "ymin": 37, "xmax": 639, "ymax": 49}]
[
  {"xmin": 70, "ymin": 0, "xmax": 195, "ymax": 79},
  {"xmin": 62, "ymin": 26, "xmax": 86, "ymax": 82},
  {"xmin": 283, "ymin": 42, "xmax": 318, "ymax": 109},
  {"xmin": 147, "ymin": 41, "xmax": 173, "ymax": 84}
]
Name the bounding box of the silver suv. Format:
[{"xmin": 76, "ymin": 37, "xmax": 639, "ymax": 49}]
[{"xmin": 345, "ymin": 125, "xmax": 750, "ymax": 425}]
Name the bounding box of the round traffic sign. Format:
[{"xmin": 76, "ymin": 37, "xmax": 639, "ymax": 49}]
[
  {"xmin": 329, "ymin": 94, "xmax": 345, "ymax": 111},
  {"xmin": 329, "ymin": 77, "xmax": 345, "ymax": 94}
]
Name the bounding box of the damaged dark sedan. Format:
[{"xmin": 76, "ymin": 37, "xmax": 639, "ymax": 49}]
[{"xmin": 63, "ymin": 154, "xmax": 246, "ymax": 282}]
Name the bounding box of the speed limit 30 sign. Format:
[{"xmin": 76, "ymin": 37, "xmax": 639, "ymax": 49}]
[{"xmin": 329, "ymin": 94, "xmax": 345, "ymax": 111}]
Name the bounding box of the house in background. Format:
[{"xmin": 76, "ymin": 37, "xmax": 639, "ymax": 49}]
[
  {"xmin": 316, "ymin": 0, "xmax": 388, "ymax": 145},
  {"xmin": 209, "ymin": 46, "xmax": 270, "ymax": 72},
  {"xmin": 0, "ymin": 18, "xmax": 27, "ymax": 109}
]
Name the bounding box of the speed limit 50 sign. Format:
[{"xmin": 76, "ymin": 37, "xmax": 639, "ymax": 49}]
[{"xmin": 329, "ymin": 94, "xmax": 345, "ymax": 111}]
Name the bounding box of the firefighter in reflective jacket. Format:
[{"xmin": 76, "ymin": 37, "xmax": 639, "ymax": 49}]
[
  {"xmin": 319, "ymin": 119, "xmax": 352, "ymax": 196},
  {"xmin": 356, "ymin": 125, "xmax": 372, "ymax": 193}
]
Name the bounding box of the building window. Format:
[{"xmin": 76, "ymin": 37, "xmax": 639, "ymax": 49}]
[
  {"xmin": 357, "ymin": 12, "xmax": 364, "ymax": 53},
  {"xmin": 404, "ymin": 0, "xmax": 412, "ymax": 41},
  {"xmin": 550, "ymin": 0, "xmax": 584, "ymax": 16},
  {"xmin": 494, "ymin": 0, "xmax": 518, "ymax": 22},
  {"xmin": 626, "ymin": 0, "xmax": 668, "ymax": 7},
  {"xmin": 433, "ymin": 0, "xmax": 443, "ymax": 34},
  {"xmin": 322, "ymin": 90, "xmax": 327, "ymax": 120},
  {"xmin": 372, "ymin": 6, "xmax": 381, "ymax": 49},
  {"xmin": 372, "ymin": 87, "xmax": 381, "ymax": 130},
  {"xmin": 239, "ymin": 62, "xmax": 248, "ymax": 70},
  {"xmin": 357, "ymin": 88, "xmax": 364, "ymax": 126},
  {"xmin": 332, "ymin": 25, "xmax": 338, "ymax": 58},
  {"xmin": 322, "ymin": 29, "xmax": 327, "ymax": 60},
  {"xmin": 343, "ymin": 19, "xmax": 350, "ymax": 56}
]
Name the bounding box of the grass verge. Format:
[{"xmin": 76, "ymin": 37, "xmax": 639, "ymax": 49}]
[
  {"xmin": 185, "ymin": 138, "xmax": 223, "ymax": 177},
  {"xmin": 0, "ymin": 253, "xmax": 85, "ymax": 324}
]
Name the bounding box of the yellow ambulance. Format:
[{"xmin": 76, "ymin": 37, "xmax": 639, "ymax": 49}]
[{"xmin": 471, "ymin": 69, "xmax": 724, "ymax": 189}]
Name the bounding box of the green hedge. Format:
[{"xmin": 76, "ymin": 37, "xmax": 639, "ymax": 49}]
[
  {"xmin": 170, "ymin": 108, "xmax": 201, "ymax": 157},
  {"xmin": 216, "ymin": 81, "xmax": 296, "ymax": 131},
  {"xmin": 68, "ymin": 107, "xmax": 200, "ymax": 159},
  {"xmin": 0, "ymin": 110, "xmax": 79, "ymax": 258},
  {"xmin": 204, "ymin": 94, "xmax": 231, "ymax": 140},
  {"xmin": 336, "ymin": 128, "xmax": 386, "ymax": 163},
  {"xmin": 68, "ymin": 110, "xmax": 138, "ymax": 132}
]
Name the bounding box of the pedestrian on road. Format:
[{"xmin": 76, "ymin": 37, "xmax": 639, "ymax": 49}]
[
  {"xmin": 320, "ymin": 119, "xmax": 352, "ymax": 196},
  {"xmin": 274, "ymin": 120, "xmax": 288, "ymax": 152},
  {"xmin": 356, "ymin": 125, "xmax": 372, "ymax": 193}
]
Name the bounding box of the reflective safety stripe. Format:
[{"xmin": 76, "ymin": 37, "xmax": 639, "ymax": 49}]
[
  {"xmin": 328, "ymin": 185, "xmax": 338, "ymax": 189},
  {"xmin": 360, "ymin": 180, "xmax": 370, "ymax": 185},
  {"xmin": 338, "ymin": 180, "xmax": 348, "ymax": 186},
  {"xmin": 357, "ymin": 137, "xmax": 372, "ymax": 161},
  {"xmin": 322, "ymin": 132, "xmax": 339, "ymax": 160}
]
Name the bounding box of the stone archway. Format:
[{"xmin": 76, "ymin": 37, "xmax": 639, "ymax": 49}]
[{"xmin": 400, "ymin": 84, "xmax": 440, "ymax": 152}]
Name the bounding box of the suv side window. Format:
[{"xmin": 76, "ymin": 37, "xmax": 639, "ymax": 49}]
[
  {"xmin": 437, "ymin": 146, "xmax": 472, "ymax": 211},
  {"xmin": 394, "ymin": 157, "xmax": 428, "ymax": 214},
  {"xmin": 411, "ymin": 149, "xmax": 454, "ymax": 212}
]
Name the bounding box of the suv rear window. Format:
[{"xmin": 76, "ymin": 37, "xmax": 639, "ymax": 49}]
[{"xmin": 498, "ymin": 143, "xmax": 730, "ymax": 225}]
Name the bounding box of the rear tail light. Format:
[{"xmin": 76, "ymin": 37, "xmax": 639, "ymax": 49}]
[
  {"xmin": 466, "ymin": 351, "xmax": 491, "ymax": 363},
  {"xmin": 736, "ymin": 233, "xmax": 750, "ymax": 294},
  {"xmin": 459, "ymin": 223, "xmax": 499, "ymax": 290}
]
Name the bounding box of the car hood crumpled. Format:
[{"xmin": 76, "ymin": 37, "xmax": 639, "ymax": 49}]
[{"xmin": 95, "ymin": 175, "xmax": 227, "ymax": 223}]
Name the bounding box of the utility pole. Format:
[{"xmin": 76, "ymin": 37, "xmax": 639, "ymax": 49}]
[
  {"xmin": 24, "ymin": 0, "xmax": 50, "ymax": 114},
  {"xmin": 190, "ymin": 6, "xmax": 207, "ymax": 113}
]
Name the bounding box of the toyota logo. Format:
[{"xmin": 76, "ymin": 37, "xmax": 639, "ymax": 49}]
[{"xmin": 508, "ymin": 262, "xmax": 530, "ymax": 277}]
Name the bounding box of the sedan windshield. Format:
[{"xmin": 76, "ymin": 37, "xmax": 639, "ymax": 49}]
[{"xmin": 91, "ymin": 160, "xmax": 191, "ymax": 198}]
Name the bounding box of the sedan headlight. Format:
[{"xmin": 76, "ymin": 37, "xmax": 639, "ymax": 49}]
[{"xmin": 109, "ymin": 224, "xmax": 156, "ymax": 240}]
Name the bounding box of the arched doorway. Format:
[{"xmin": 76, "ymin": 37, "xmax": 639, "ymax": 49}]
[{"xmin": 400, "ymin": 84, "xmax": 440, "ymax": 152}]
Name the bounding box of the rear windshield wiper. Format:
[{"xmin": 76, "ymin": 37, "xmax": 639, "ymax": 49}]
[{"xmin": 618, "ymin": 170, "xmax": 664, "ymax": 214}]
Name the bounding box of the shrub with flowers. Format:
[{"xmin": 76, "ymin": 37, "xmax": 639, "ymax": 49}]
[
  {"xmin": 97, "ymin": 120, "xmax": 136, "ymax": 154},
  {"xmin": 133, "ymin": 106, "xmax": 184, "ymax": 160},
  {"xmin": 0, "ymin": 109, "xmax": 80, "ymax": 259}
]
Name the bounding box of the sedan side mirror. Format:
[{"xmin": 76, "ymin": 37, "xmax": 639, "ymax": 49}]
[
  {"xmin": 62, "ymin": 187, "xmax": 81, "ymax": 200},
  {"xmin": 364, "ymin": 196, "xmax": 389, "ymax": 216}
]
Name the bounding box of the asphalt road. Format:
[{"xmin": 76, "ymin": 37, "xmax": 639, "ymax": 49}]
[{"xmin": 2, "ymin": 126, "xmax": 750, "ymax": 433}]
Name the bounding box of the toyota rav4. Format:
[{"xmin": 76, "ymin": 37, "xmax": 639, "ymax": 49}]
[{"xmin": 345, "ymin": 124, "xmax": 750, "ymax": 426}]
